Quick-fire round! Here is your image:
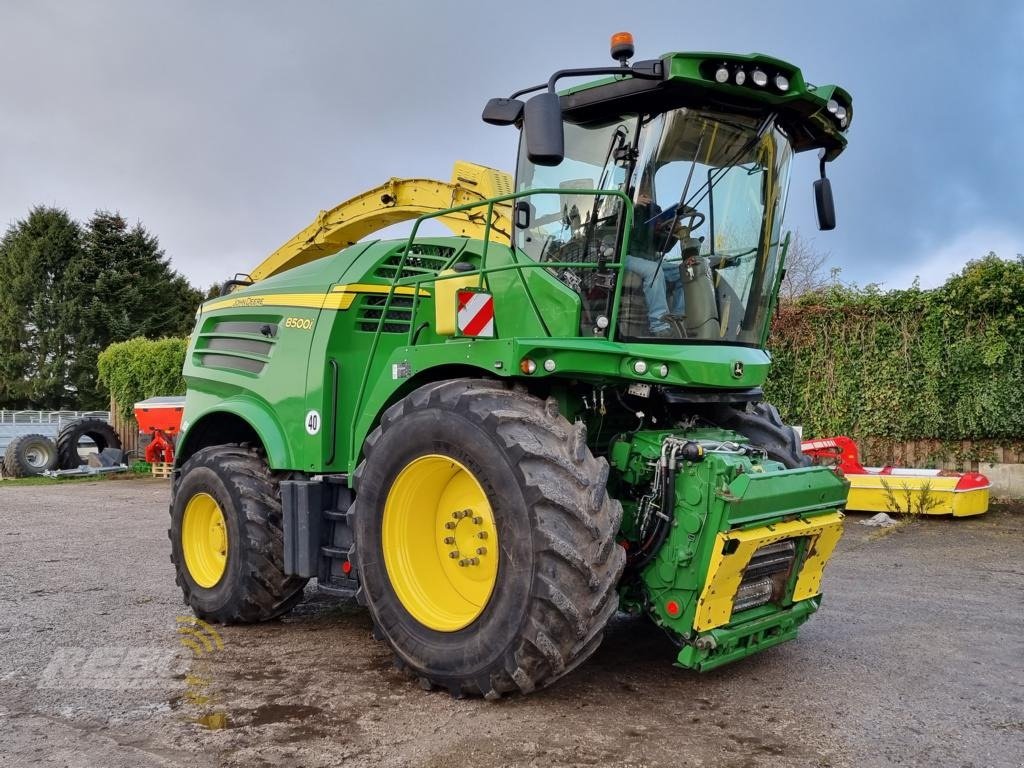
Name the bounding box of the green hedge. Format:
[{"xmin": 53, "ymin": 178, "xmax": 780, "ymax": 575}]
[
  {"xmin": 97, "ymin": 337, "xmax": 188, "ymax": 420},
  {"xmin": 764, "ymin": 254, "xmax": 1024, "ymax": 442}
]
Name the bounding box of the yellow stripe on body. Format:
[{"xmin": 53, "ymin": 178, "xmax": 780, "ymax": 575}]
[
  {"xmin": 330, "ymin": 283, "xmax": 431, "ymax": 296},
  {"xmin": 201, "ymin": 293, "xmax": 327, "ymax": 313},
  {"xmin": 693, "ymin": 511, "xmax": 845, "ymax": 631},
  {"xmin": 201, "ymin": 284, "xmax": 431, "ymax": 314}
]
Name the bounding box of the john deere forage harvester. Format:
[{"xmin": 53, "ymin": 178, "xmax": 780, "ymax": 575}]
[{"xmin": 169, "ymin": 34, "xmax": 852, "ymax": 697}]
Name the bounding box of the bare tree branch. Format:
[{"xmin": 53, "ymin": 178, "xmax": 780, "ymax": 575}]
[{"xmin": 780, "ymin": 231, "xmax": 832, "ymax": 302}]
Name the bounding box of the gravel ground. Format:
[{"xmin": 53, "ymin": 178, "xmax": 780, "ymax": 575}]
[{"xmin": 1, "ymin": 478, "xmax": 1021, "ymax": 767}]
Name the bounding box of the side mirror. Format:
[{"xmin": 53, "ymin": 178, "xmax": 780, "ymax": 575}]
[
  {"xmin": 482, "ymin": 97, "xmax": 524, "ymax": 126},
  {"xmin": 814, "ymin": 177, "xmax": 836, "ymax": 231},
  {"xmin": 524, "ymin": 92, "xmax": 564, "ymax": 166}
]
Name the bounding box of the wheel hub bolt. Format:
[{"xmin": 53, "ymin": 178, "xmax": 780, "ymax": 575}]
[
  {"xmin": 445, "ymin": 521, "xmax": 457, "ymax": 530},
  {"xmin": 476, "ymin": 547, "xmax": 487, "ymax": 555},
  {"xmin": 472, "ymin": 516, "xmax": 483, "ymax": 525},
  {"xmin": 469, "ymin": 557, "xmax": 480, "ymax": 566},
  {"xmin": 444, "ymin": 536, "xmax": 455, "ymax": 545},
  {"xmin": 449, "ymin": 551, "xmax": 460, "ymax": 559},
  {"xmin": 477, "ymin": 531, "xmax": 488, "ymax": 540}
]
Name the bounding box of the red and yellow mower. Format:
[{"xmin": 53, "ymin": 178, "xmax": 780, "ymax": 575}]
[{"xmin": 801, "ymin": 436, "xmax": 990, "ymax": 517}]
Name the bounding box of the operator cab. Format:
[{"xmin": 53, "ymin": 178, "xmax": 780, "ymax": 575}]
[
  {"xmin": 515, "ymin": 108, "xmax": 792, "ymax": 345},
  {"xmin": 489, "ymin": 34, "xmax": 849, "ymax": 349}
]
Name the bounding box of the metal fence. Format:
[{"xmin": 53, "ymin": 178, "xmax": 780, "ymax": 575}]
[{"xmin": 0, "ymin": 410, "xmax": 110, "ymax": 453}]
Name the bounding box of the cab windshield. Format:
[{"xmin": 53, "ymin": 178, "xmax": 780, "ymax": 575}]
[
  {"xmin": 515, "ymin": 115, "xmax": 639, "ymax": 333},
  {"xmin": 621, "ymin": 108, "xmax": 793, "ymax": 345},
  {"xmin": 513, "ymin": 108, "xmax": 792, "ymax": 346}
]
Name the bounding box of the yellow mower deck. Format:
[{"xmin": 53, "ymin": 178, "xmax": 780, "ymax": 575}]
[{"xmin": 845, "ymin": 473, "xmax": 989, "ymax": 517}]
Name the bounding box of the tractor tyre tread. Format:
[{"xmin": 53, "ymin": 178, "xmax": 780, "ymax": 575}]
[
  {"xmin": 354, "ymin": 378, "xmax": 624, "ymax": 698},
  {"xmin": 2, "ymin": 433, "xmax": 59, "ymax": 477},
  {"xmin": 169, "ymin": 444, "xmax": 307, "ymax": 624},
  {"xmin": 711, "ymin": 401, "xmax": 811, "ymax": 468},
  {"xmin": 56, "ymin": 418, "xmax": 121, "ymax": 470}
]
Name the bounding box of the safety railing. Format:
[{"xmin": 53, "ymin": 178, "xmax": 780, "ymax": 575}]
[
  {"xmin": 348, "ymin": 187, "xmax": 635, "ymax": 460},
  {"xmin": 0, "ymin": 410, "xmax": 109, "ymax": 425},
  {"xmin": 0, "ymin": 411, "xmax": 111, "ymax": 453},
  {"xmin": 394, "ymin": 187, "xmax": 634, "ymax": 342}
]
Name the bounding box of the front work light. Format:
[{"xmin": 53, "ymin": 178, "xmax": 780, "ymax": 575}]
[
  {"xmin": 751, "ymin": 69, "xmax": 768, "ymax": 87},
  {"xmin": 715, "ymin": 65, "xmax": 730, "ymax": 83},
  {"xmin": 774, "ymin": 74, "xmax": 789, "ymax": 91}
]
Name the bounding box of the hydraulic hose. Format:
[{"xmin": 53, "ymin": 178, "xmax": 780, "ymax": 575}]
[{"xmin": 627, "ymin": 441, "xmax": 703, "ymax": 572}]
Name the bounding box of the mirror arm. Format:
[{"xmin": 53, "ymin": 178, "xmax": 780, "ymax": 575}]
[
  {"xmin": 510, "ymin": 83, "xmax": 547, "ymax": 100},
  {"xmin": 544, "ymin": 63, "xmax": 663, "ymax": 94}
]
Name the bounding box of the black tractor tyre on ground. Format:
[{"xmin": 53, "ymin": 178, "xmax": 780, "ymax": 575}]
[
  {"xmin": 169, "ymin": 444, "xmax": 308, "ymax": 623},
  {"xmin": 56, "ymin": 418, "xmax": 121, "ymax": 470},
  {"xmin": 3, "ymin": 434, "xmax": 59, "ymax": 477},
  {"xmin": 710, "ymin": 401, "xmax": 811, "ymax": 468},
  {"xmin": 352, "ymin": 378, "xmax": 625, "ymax": 698}
]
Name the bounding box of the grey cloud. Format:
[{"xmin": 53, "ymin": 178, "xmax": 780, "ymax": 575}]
[{"xmin": 1, "ymin": 0, "xmax": 1020, "ymax": 289}]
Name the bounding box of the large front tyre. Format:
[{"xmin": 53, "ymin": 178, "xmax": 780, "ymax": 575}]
[
  {"xmin": 352, "ymin": 379, "xmax": 624, "ymax": 698},
  {"xmin": 169, "ymin": 445, "xmax": 308, "ymax": 623}
]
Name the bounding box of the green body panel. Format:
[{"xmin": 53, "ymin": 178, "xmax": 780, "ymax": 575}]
[
  {"xmin": 676, "ymin": 598, "xmax": 818, "ymax": 671},
  {"xmin": 181, "ymin": 234, "xmax": 773, "ymax": 474},
  {"xmin": 175, "ymin": 48, "xmax": 853, "ymax": 672}
]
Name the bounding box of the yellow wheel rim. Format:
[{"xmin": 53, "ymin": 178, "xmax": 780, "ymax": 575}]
[
  {"xmin": 182, "ymin": 492, "xmax": 228, "ymax": 589},
  {"xmin": 382, "ymin": 455, "xmax": 499, "ymax": 632}
]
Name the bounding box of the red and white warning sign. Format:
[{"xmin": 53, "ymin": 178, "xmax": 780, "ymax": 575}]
[{"xmin": 456, "ymin": 290, "xmax": 495, "ymax": 337}]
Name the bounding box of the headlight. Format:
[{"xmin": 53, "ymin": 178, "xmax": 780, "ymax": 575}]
[
  {"xmin": 774, "ymin": 74, "xmax": 789, "ymax": 92},
  {"xmin": 632, "ymin": 360, "xmax": 648, "ymax": 375},
  {"xmin": 715, "ymin": 65, "xmax": 730, "ymax": 83},
  {"xmin": 734, "ymin": 68, "xmax": 746, "ymax": 86},
  {"xmin": 751, "ymin": 69, "xmax": 768, "ymax": 87},
  {"xmin": 826, "ymin": 99, "xmax": 839, "ymax": 114}
]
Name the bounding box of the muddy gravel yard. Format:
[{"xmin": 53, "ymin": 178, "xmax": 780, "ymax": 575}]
[{"xmin": 1, "ymin": 478, "xmax": 1022, "ymax": 767}]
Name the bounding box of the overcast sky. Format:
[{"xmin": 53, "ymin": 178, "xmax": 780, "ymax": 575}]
[{"xmin": 2, "ymin": 1, "xmax": 1021, "ymax": 290}]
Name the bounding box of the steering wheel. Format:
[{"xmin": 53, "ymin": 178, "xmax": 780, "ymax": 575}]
[{"xmin": 655, "ymin": 204, "xmax": 705, "ymax": 234}]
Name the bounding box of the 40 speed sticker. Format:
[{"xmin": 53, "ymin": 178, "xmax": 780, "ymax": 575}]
[{"xmin": 305, "ymin": 410, "xmax": 321, "ymax": 435}]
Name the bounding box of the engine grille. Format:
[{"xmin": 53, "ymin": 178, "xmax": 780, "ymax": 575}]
[
  {"xmin": 355, "ymin": 295, "xmax": 414, "ymax": 334},
  {"xmin": 194, "ymin": 317, "xmax": 278, "ymax": 375},
  {"xmin": 732, "ymin": 539, "xmax": 798, "ymax": 614},
  {"xmin": 373, "ymin": 244, "xmax": 455, "ymax": 281}
]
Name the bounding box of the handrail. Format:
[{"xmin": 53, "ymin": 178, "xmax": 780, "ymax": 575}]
[
  {"xmin": 397, "ymin": 187, "xmax": 633, "ymax": 343},
  {"xmin": 348, "ymin": 186, "xmax": 634, "ymax": 462}
]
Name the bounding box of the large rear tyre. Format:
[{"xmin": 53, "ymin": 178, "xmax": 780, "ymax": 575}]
[
  {"xmin": 2, "ymin": 434, "xmax": 58, "ymax": 477},
  {"xmin": 711, "ymin": 402, "xmax": 811, "ymax": 468},
  {"xmin": 169, "ymin": 445, "xmax": 308, "ymax": 623},
  {"xmin": 56, "ymin": 418, "xmax": 121, "ymax": 470},
  {"xmin": 352, "ymin": 379, "xmax": 624, "ymax": 698}
]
